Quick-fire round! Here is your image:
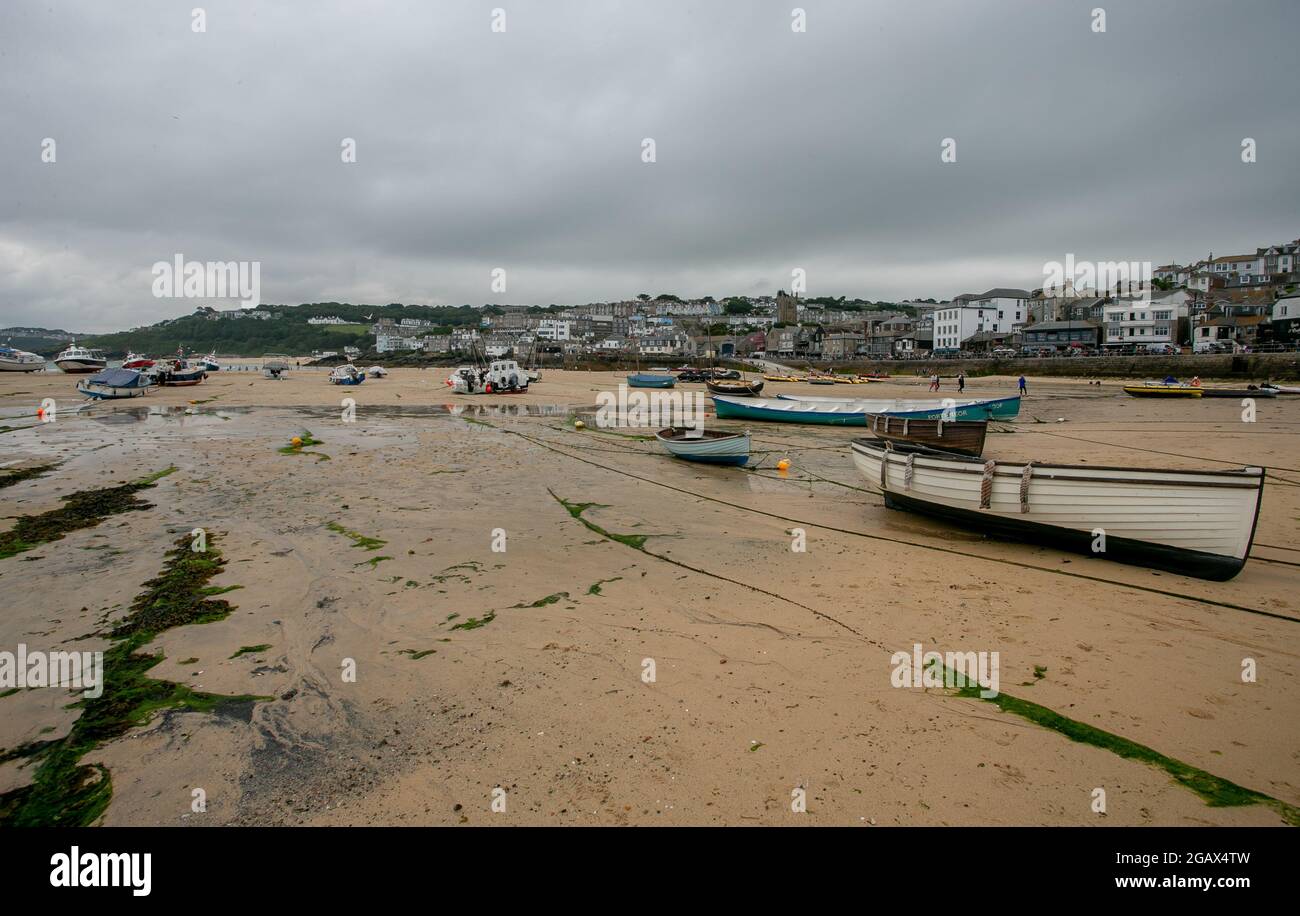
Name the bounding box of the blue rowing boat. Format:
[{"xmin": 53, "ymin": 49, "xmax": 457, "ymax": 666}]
[{"xmin": 628, "ymin": 373, "xmax": 676, "ymax": 389}]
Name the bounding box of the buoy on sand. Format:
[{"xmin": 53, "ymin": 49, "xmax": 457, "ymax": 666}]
[
  {"xmin": 776, "ymin": 458, "xmax": 790, "ymax": 471},
  {"xmin": 574, "ymin": 420, "xmax": 586, "ymax": 430},
  {"xmin": 291, "ymin": 436, "xmax": 303, "ymax": 448}
]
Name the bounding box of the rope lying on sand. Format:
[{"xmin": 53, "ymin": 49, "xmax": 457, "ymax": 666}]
[{"xmin": 472, "ymin": 419, "xmax": 1300, "ymax": 626}]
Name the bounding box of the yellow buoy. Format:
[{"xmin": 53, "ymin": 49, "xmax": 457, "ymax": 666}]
[
  {"xmin": 574, "ymin": 420, "xmax": 586, "ymax": 430},
  {"xmin": 290, "ymin": 436, "xmax": 303, "ymax": 448}
]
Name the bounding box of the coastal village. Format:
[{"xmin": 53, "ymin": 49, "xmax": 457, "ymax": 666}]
[{"xmin": 338, "ymin": 238, "xmax": 1300, "ymax": 362}]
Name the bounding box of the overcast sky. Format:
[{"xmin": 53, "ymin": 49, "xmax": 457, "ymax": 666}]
[{"xmin": 2, "ymin": 0, "xmax": 1297, "ymax": 332}]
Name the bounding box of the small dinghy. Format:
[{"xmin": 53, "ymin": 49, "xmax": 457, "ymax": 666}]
[
  {"xmin": 866, "ymin": 413, "xmax": 988, "ymax": 457},
  {"xmin": 77, "ymin": 368, "xmax": 155, "ymax": 399},
  {"xmin": 328, "ymin": 364, "xmax": 366, "ymax": 385},
  {"xmin": 655, "ymin": 427, "xmax": 750, "ymax": 466},
  {"xmin": 849, "ymin": 439, "xmax": 1264, "ymax": 581},
  {"xmin": 1261, "ymin": 383, "xmax": 1300, "ymax": 395},
  {"xmin": 262, "ymin": 356, "xmax": 291, "ymax": 379},
  {"xmin": 366, "ymin": 366, "xmax": 388, "ymax": 378},
  {"xmin": 627, "ymin": 373, "xmax": 676, "ymax": 389},
  {"xmin": 706, "ymin": 378, "xmax": 764, "ymax": 397}
]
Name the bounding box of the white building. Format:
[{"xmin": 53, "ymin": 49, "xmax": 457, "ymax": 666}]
[
  {"xmin": 536, "ymin": 319, "xmax": 571, "ymax": 341},
  {"xmin": 932, "ymin": 288, "xmax": 1029, "ymax": 351},
  {"xmin": 1104, "ymin": 289, "xmax": 1189, "ymax": 350}
]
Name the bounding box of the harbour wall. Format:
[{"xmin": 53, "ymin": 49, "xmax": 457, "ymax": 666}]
[{"xmin": 801, "ymin": 353, "xmax": 1300, "ymax": 381}]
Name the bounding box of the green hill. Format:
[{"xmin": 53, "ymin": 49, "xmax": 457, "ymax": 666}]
[{"xmin": 76, "ymin": 303, "xmax": 490, "ymax": 357}]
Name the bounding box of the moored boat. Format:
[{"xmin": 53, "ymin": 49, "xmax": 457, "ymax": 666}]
[
  {"xmin": 0, "ymin": 344, "xmax": 45, "ymax": 372},
  {"xmin": 866, "ymin": 413, "xmax": 988, "ymax": 457},
  {"xmin": 262, "ymin": 355, "xmax": 291, "ymax": 379},
  {"xmin": 762, "ymin": 375, "xmax": 801, "ymax": 382},
  {"xmin": 122, "ymin": 352, "xmax": 156, "ymax": 369},
  {"xmin": 776, "ymin": 393, "xmax": 1022, "ymax": 420},
  {"xmin": 706, "ymin": 378, "xmax": 764, "ymax": 397},
  {"xmin": 849, "ymin": 439, "xmax": 1264, "ymax": 581},
  {"xmin": 196, "ymin": 353, "xmax": 221, "ymax": 372},
  {"xmin": 366, "ymin": 365, "xmax": 388, "ymax": 378},
  {"xmin": 328, "ymin": 364, "xmax": 366, "ymax": 386},
  {"xmin": 53, "ymin": 342, "xmax": 107, "ymax": 374},
  {"xmin": 627, "ymin": 373, "xmax": 676, "ymax": 389},
  {"xmin": 1123, "ymin": 383, "xmax": 1203, "ymax": 398},
  {"xmin": 655, "ymin": 427, "xmax": 750, "ymax": 466},
  {"xmin": 149, "ymin": 359, "xmax": 207, "ymax": 386},
  {"xmin": 76, "ymin": 368, "xmax": 156, "ymax": 399}
]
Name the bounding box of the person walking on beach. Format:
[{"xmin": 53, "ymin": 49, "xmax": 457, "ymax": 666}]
[
  {"xmin": 1018, "ymin": 375, "xmax": 1027, "ymax": 395},
  {"xmin": 957, "ymin": 372, "xmax": 966, "ymax": 394},
  {"xmin": 929, "ymin": 373, "xmax": 940, "ymax": 392}
]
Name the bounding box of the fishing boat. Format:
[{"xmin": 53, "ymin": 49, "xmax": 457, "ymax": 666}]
[
  {"xmin": 655, "ymin": 427, "xmax": 750, "ymax": 466},
  {"xmin": 149, "ymin": 359, "xmax": 207, "ymax": 386},
  {"xmin": 0, "ymin": 344, "xmax": 45, "ymax": 372},
  {"xmin": 328, "ymin": 364, "xmax": 366, "ymax": 386},
  {"xmin": 1122, "ymin": 383, "xmax": 1203, "ymax": 398},
  {"xmin": 627, "ymin": 373, "xmax": 676, "ymax": 389},
  {"xmin": 196, "ymin": 353, "xmax": 221, "ymax": 372},
  {"xmin": 53, "ymin": 342, "xmax": 107, "ymax": 374},
  {"xmin": 849, "ymin": 440, "xmax": 1264, "ymax": 581},
  {"xmin": 866, "ymin": 413, "xmax": 988, "ymax": 457},
  {"xmin": 76, "ymin": 367, "xmax": 156, "ymax": 400},
  {"xmin": 706, "ymin": 378, "xmax": 764, "ymax": 397},
  {"xmin": 1197, "ymin": 385, "xmax": 1277, "ymax": 398},
  {"xmin": 366, "ymin": 366, "xmax": 388, "ymax": 378},
  {"xmin": 448, "ymin": 360, "xmax": 529, "ymax": 394},
  {"xmin": 776, "ymin": 393, "xmax": 1022, "ymax": 420},
  {"xmin": 121, "ymin": 352, "xmax": 156, "ymax": 370}
]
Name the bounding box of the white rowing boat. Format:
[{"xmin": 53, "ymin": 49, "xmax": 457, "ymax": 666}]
[{"xmin": 849, "ymin": 440, "xmax": 1264, "ymax": 581}]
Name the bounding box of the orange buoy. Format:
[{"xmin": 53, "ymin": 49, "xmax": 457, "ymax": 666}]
[
  {"xmin": 777, "ymin": 459, "xmax": 791, "ymax": 471},
  {"xmin": 290, "ymin": 436, "xmax": 303, "ymax": 448},
  {"xmin": 36, "ymin": 408, "xmax": 44, "ymax": 419}
]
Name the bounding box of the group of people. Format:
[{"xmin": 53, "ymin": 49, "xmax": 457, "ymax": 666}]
[{"xmin": 927, "ymin": 372, "xmax": 1028, "ymax": 395}]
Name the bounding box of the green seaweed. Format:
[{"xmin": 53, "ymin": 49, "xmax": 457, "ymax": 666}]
[
  {"xmin": 513, "ymin": 592, "xmax": 569, "ymax": 608},
  {"xmin": 0, "ymin": 463, "xmax": 57, "ymax": 490},
  {"xmin": 586, "ymin": 577, "xmax": 623, "ymax": 596},
  {"xmin": 450, "ymin": 612, "xmax": 496, "ymax": 631},
  {"xmin": 357, "ymin": 555, "xmax": 392, "ymax": 568},
  {"xmin": 0, "ymin": 533, "xmax": 267, "ymax": 826},
  {"xmin": 229, "ymin": 644, "xmax": 271, "ymax": 659},
  {"xmin": 550, "ymin": 492, "xmax": 649, "ymax": 550},
  {"xmin": 326, "ymin": 521, "xmax": 387, "ymax": 551},
  {"xmin": 0, "ymin": 467, "xmax": 177, "ymax": 561},
  {"xmin": 949, "ymin": 676, "xmax": 1300, "ymax": 826}
]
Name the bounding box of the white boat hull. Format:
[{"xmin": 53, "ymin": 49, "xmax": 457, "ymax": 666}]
[{"xmin": 850, "ymin": 440, "xmax": 1263, "ymax": 580}]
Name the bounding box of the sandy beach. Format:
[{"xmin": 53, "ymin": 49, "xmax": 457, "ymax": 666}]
[{"xmin": 1, "ymin": 366, "xmax": 1297, "ymax": 826}]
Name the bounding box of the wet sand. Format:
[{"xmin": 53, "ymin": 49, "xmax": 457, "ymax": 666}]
[{"xmin": 1, "ymin": 367, "xmax": 1297, "ymax": 825}]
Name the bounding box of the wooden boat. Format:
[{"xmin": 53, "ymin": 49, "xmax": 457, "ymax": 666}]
[
  {"xmin": 763, "ymin": 375, "xmax": 801, "ymax": 382},
  {"xmin": 655, "ymin": 427, "xmax": 750, "ymax": 466},
  {"xmin": 76, "ymin": 368, "xmax": 155, "ymax": 399},
  {"xmin": 1197, "ymin": 386, "xmax": 1277, "ymax": 398},
  {"xmin": 1123, "ymin": 384, "xmax": 1203, "ymax": 398},
  {"xmin": 866, "ymin": 413, "xmax": 988, "ymax": 457},
  {"xmin": 706, "ymin": 379, "xmax": 764, "ymax": 397},
  {"xmin": 777, "ymin": 393, "xmax": 1022, "ymax": 420},
  {"xmin": 627, "ymin": 373, "xmax": 676, "ymax": 389},
  {"xmin": 849, "ymin": 440, "xmax": 1263, "ymax": 581}
]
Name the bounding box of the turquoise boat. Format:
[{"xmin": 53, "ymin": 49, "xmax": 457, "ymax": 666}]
[
  {"xmin": 627, "ymin": 373, "xmax": 676, "ymax": 389},
  {"xmin": 775, "ymin": 393, "xmax": 1021, "ymax": 421},
  {"xmin": 713, "ymin": 395, "xmax": 1020, "ymax": 425}
]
